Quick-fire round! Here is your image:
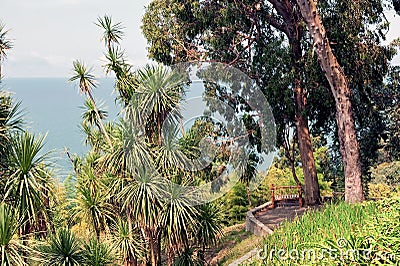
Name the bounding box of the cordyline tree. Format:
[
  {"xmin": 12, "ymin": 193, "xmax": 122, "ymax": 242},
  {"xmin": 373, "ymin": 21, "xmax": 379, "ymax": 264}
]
[{"xmin": 142, "ymin": 0, "xmax": 398, "ymax": 203}]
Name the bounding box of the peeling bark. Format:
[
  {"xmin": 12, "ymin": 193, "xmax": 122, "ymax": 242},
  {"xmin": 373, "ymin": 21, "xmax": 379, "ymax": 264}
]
[
  {"xmin": 296, "ymin": 0, "xmax": 364, "ymax": 203},
  {"xmin": 276, "ymin": 0, "xmax": 322, "ymax": 205}
]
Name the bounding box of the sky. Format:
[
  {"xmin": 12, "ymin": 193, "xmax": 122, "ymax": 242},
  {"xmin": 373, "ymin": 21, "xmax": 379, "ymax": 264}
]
[
  {"xmin": 1, "ymin": 0, "xmax": 152, "ymax": 78},
  {"xmin": 1, "ymin": 0, "xmax": 400, "ymax": 78}
]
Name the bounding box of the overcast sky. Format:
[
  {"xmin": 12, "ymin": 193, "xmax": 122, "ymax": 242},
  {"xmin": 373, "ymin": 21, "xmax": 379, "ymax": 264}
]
[
  {"xmin": 1, "ymin": 0, "xmax": 151, "ymax": 78},
  {"xmin": 1, "ymin": 0, "xmax": 400, "ymax": 78}
]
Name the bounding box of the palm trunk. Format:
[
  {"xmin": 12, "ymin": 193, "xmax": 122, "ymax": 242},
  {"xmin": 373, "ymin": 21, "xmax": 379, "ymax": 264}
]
[
  {"xmin": 87, "ymin": 92, "xmax": 114, "ymax": 151},
  {"xmin": 246, "ymin": 186, "xmax": 253, "ymax": 209},
  {"xmin": 296, "ymin": 0, "xmax": 364, "ymax": 203},
  {"xmin": 126, "ymin": 208, "xmax": 138, "ymax": 266}
]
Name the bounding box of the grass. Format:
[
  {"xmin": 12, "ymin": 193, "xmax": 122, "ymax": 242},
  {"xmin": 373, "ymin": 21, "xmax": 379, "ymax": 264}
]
[
  {"xmin": 207, "ymin": 223, "xmax": 263, "ymax": 265},
  {"xmin": 247, "ymin": 198, "xmax": 400, "ymax": 265}
]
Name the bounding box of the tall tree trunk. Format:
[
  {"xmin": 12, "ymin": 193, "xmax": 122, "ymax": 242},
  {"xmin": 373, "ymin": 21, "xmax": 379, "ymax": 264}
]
[
  {"xmin": 296, "ymin": 0, "xmax": 364, "ymax": 203},
  {"xmin": 294, "ymin": 84, "xmax": 321, "ymax": 205},
  {"xmin": 272, "ymin": 0, "xmax": 321, "ymax": 205},
  {"xmin": 87, "ymin": 92, "xmax": 114, "ymax": 151},
  {"xmin": 288, "ymin": 16, "xmax": 321, "ymax": 205},
  {"xmin": 283, "ymin": 129, "xmax": 302, "ymax": 186}
]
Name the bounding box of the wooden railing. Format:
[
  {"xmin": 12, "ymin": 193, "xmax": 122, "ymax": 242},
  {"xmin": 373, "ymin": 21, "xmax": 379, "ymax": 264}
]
[{"xmin": 270, "ymin": 184, "xmax": 303, "ymax": 208}]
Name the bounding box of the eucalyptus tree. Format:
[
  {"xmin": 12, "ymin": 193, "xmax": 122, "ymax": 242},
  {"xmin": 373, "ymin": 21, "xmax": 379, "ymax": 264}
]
[
  {"xmin": 294, "ymin": 0, "xmax": 364, "ymax": 203},
  {"xmin": 69, "ymin": 60, "xmax": 114, "ymax": 151},
  {"xmin": 142, "ymin": 0, "xmax": 397, "ymax": 203},
  {"xmin": 0, "ymin": 22, "xmax": 12, "ymax": 79}
]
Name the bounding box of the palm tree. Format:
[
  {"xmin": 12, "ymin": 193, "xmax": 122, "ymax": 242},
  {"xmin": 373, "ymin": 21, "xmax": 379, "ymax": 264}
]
[
  {"xmin": 72, "ymin": 185, "xmax": 114, "ymax": 239},
  {"xmin": 194, "ymin": 203, "xmax": 223, "ymax": 264},
  {"xmin": 82, "ymin": 237, "xmax": 115, "ymax": 266},
  {"xmin": 69, "ymin": 60, "xmax": 114, "ymax": 151},
  {"xmin": 37, "ymin": 227, "xmax": 84, "ymax": 266},
  {"xmin": 119, "ymin": 165, "xmax": 166, "ymax": 266},
  {"xmin": 81, "ymin": 98, "xmax": 108, "ymax": 128},
  {"xmin": 111, "ymin": 218, "xmax": 144, "ymax": 266},
  {"xmin": 0, "ymin": 22, "xmax": 13, "ymax": 79},
  {"xmin": 0, "ymin": 203, "xmax": 26, "ymax": 266},
  {"xmin": 3, "ymin": 132, "xmax": 53, "ymax": 239},
  {"xmin": 95, "ymin": 15, "xmax": 124, "ymax": 51},
  {"xmin": 134, "ymin": 64, "xmax": 187, "ymax": 145}
]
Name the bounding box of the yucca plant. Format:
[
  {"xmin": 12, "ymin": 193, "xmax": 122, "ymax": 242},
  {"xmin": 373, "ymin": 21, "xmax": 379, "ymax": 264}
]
[
  {"xmin": 0, "ymin": 203, "xmax": 26, "ymax": 266},
  {"xmin": 95, "ymin": 15, "xmax": 124, "ymax": 51},
  {"xmin": 111, "ymin": 218, "xmax": 144, "ymax": 266},
  {"xmin": 81, "ymin": 98, "xmax": 108, "ymax": 129},
  {"xmin": 37, "ymin": 227, "xmax": 84, "ymax": 266},
  {"xmin": 3, "ymin": 132, "xmax": 52, "ymax": 238},
  {"xmin": 172, "ymin": 248, "xmax": 202, "ymax": 266},
  {"xmin": 70, "ymin": 60, "xmax": 113, "ymax": 151},
  {"xmin": 72, "ymin": 185, "xmax": 114, "ymax": 239},
  {"xmin": 82, "ymin": 237, "xmax": 115, "ymax": 266},
  {"xmin": 194, "ymin": 203, "xmax": 223, "ymax": 264}
]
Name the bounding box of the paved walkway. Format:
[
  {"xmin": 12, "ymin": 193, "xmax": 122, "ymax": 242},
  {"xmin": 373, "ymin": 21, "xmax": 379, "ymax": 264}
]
[
  {"xmin": 229, "ymin": 203, "xmax": 321, "ymax": 266},
  {"xmin": 254, "ymin": 204, "xmax": 313, "ymax": 229}
]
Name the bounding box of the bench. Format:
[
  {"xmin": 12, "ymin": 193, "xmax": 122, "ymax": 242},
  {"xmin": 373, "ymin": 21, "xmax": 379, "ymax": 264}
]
[{"xmin": 270, "ymin": 184, "xmax": 304, "ymax": 208}]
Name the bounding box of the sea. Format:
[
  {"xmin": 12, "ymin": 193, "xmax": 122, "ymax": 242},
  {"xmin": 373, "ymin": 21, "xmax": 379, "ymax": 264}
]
[
  {"xmin": 1, "ymin": 78, "xmax": 119, "ymax": 181},
  {"xmin": 1, "ymin": 77, "xmax": 275, "ymax": 182}
]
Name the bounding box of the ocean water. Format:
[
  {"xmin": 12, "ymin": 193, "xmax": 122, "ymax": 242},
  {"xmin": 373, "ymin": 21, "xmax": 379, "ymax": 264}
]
[
  {"xmin": 1, "ymin": 77, "xmax": 275, "ymax": 182},
  {"xmin": 1, "ymin": 78, "xmax": 119, "ymax": 180}
]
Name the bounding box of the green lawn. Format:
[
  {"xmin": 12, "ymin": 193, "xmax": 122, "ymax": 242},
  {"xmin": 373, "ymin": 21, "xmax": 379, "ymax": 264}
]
[{"xmin": 247, "ymin": 197, "xmax": 400, "ymax": 265}]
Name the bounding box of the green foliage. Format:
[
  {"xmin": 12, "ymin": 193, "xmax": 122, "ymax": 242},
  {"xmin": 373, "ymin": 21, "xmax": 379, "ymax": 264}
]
[
  {"xmin": 370, "ymin": 161, "xmax": 400, "ymax": 186},
  {"xmin": 95, "ymin": 15, "xmax": 124, "ymax": 50},
  {"xmin": 0, "ymin": 203, "xmax": 26, "ymax": 266},
  {"xmin": 251, "ymin": 198, "xmax": 400, "ymax": 265},
  {"xmin": 82, "ymin": 238, "xmax": 115, "ymax": 266},
  {"xmin": 38, "ymin": 227, "xmax": 84, "ymax": 266},
  {"xmin": 368, "ymin": 161, "xmax": 400, "ymax": 198}
]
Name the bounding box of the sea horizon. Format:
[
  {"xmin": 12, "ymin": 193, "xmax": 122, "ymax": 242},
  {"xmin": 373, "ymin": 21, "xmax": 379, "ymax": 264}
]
[{"xmin": 1, "ymin": 77, "xmax": 119, "ymax": 181}]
